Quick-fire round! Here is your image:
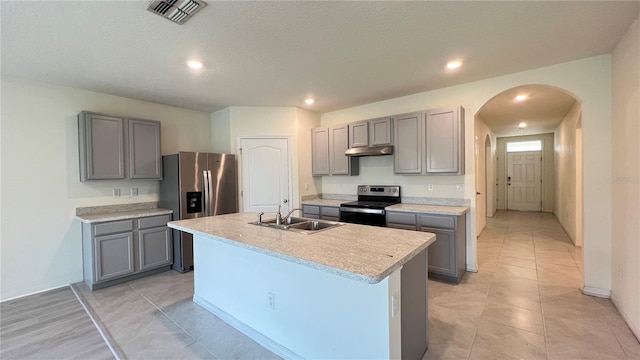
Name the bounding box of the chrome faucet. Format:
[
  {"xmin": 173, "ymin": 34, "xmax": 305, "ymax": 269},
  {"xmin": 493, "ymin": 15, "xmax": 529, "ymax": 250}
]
[
  {"xmin": 257, "ymin": 212, "xmax": 264, "ymax": 224},
  {"xmin": 281, "ymin": 208, "xmax": 303, "ymax": 223},
  {"xmin": 275, "ymin": 205, "xmax": 283, "ymax": 225}
]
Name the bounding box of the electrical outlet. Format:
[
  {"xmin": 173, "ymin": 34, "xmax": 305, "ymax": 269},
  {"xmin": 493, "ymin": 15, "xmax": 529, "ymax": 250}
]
[
  {"xmin": 131, "ymin": 188, "xmax": 138, "ymax": 197},
  {"xmin": 456, "ymin": 184, "xmax": 464, "ymax": 192},
  {"xmin": 428, "ymin": 184, "xmax": 434, "ymax": 191},
  {"xmin": 267, "ymin": 292, "xmax": 275, "ymax": 310},
  {"xmin": 113, "ymin": 189, "xmax": 120, "ymax": 197},
  {"xmin": 391, "ymin": 291, "xmax": 400, "ymax": 317}
]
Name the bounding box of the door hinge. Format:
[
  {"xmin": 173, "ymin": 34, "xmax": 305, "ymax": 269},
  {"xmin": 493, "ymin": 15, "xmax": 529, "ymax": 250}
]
[
  {"xmin": 239, "ymin": 147, "xmax": 242, "ymax": 154},
  {"xmin": 240, "ymin": 190, "xmax": 243, "ymax": 197}
]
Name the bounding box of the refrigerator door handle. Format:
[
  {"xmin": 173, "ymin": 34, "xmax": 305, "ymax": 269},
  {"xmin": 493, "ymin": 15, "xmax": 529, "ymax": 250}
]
[{"xmin": 203, "ymin": 170, "xmax": 211, "ymax": 217}]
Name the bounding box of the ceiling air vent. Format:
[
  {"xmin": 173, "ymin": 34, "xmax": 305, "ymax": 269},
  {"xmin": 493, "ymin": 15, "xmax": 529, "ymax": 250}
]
[{"xmin": 147, "ymin": 0, "xmax": 207, "ymax": 25}]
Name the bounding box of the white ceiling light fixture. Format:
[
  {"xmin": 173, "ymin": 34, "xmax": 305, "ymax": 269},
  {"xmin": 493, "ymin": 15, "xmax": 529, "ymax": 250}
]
[
  {"xmin": 515, "ymin": 94, "xmax": 528, "ymax": 101},
  {"xmin": 187, "ymin": 60, "xmax": 203, "ymax": 70},
  {"xmin": 304, "ymin": 98, "xmax": 315, "ymax": 105},
  {"xmin": 518, "ymin": 122, "xmax": 527, "ymax": 129},
  {"xmin": 446, "ymin": 60, "xmax": 463, "ymax": 70},
  {"xmin": 147, "ymin": 0, "xmax": 208, "ymax": 25}
]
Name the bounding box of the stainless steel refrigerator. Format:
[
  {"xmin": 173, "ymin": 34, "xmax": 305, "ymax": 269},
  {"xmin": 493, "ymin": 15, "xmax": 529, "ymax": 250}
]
[{"xmin": 159, "ymin": 152, "xmax": 238, "ymax": 272}]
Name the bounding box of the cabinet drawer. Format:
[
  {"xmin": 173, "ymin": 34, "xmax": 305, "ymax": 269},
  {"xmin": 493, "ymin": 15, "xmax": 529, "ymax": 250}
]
[
  {"xmin": 321, "ymin": 206, "xmax": 339, "ymax": 217},
  {"xmin": 138, "ymin": 215, "xmax": 171, "ymax": 230},
  {"xmin": 302, "ymin": 205, "xmax": 320, "ymax": 215},
  {"xmin": 387, "ymin": 212, "xmax": 417, "ymax": 226},
  {"xmin": 387, "ymin": 223, "xmax": 418, "ymax": 231},
  {"xmin": 418, "ymin": 214, "xmax": 455, "ymax": 229},
  {"xmin": 94, "ymin": 220, "xmax": 134, "ymax": 236}
]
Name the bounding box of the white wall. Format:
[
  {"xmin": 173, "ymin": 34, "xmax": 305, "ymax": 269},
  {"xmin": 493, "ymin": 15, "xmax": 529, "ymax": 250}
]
[
  {"xmin": 320, "ymin": 55, "xmax": 613, "ymax": 292},
  {"xmin": 0, "ymin": 77, "xmax": 212, "ymax": 300},
  {"xmin": 611, "ymin": 16, "xmax": 640, "ymax": 338},
  {"xmin": 554, "ymin": 102, "xmax": 582, "ymax": 244},
  {"xmin": 474, "ymin": 115, "xmax": 497, "ymax": 235},
  {"xmin": 496, "ymin": 133, "xmax": 555, "ymax": 212},
  {"xmin": 211, "ymin": 106, "xmax": 321, "ymax": 210}
]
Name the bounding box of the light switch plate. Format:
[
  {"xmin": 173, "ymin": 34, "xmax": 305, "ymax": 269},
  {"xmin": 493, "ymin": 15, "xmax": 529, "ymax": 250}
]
[
  {"xmin": 428, "ymin": 184, "xmax": 434, "ymax": 191},
  {"xmin": 113, "ymin": 189, "xmax": 120, "ymax": 197}
]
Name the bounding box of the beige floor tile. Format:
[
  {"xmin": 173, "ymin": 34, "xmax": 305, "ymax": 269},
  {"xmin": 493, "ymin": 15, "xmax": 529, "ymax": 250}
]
[
  {"xmin": 536, "ymin": 262, "xmax": 582, "ymax": 287},
  {"xmin": 468, "ymin": 345, "xmax": 520, "ymax": 360},
  {"xmin": 544, "ymin": 315, "xmax": 627, "ymax": 359},
  {"xmin": 535, "ymin": 249, "xmax": 578, "ymax": 267},
  {"xmin": 237, "ymin": 343, "xmax": 283, "ymax": 360},
  {"xmin": 546, "ymin": 337, "xmax": 629, "ymax": 360},
  {"xmin": 472, "ymin": 319, "xmax": 547, "ymax": 360},
  {"xmin": 430, "ymin": 287, "xmax": 488, "ymax": 316},
  {"xmin": 486, "ymin": 286, "xmax": 541, "ymax": 312},
  {"xmin": 493, "ymin": 263, "xmax": 538, "ymax": 281},
  {"xmin": 480, "ymin": 302, "xmax": 544, "ymax": 334},
  {"xmin": 497, "ymin": 255, "xmax": 536, "ymax": 270},
  {"xmin": 429, "ymin": 304, "xmax": 481, "ymax": 349},
  {"xmin": 499, "ymin": 249, "xmax": 536, "ymax": 261},
  {"xmin": 421, "ymin": 342, "xmax": 470, "ymax": 360},
  {"xmin": 198, "ymin": 324, "xmax": 260, "ymax": 360}
]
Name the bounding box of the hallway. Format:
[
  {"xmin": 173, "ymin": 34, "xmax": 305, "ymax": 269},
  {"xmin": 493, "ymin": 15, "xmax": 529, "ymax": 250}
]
[{"xmin": 425, "ymin": 210, "xmax": 639, "ymax": 359}]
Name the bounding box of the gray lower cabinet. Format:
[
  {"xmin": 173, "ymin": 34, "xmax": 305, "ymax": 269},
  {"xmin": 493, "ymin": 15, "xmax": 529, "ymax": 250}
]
[
  {"xmin": 78, "ymin": 111, "xmax": 162, "ymax": 181},
  {"xmin": 387, "ymin": 211, "xmax": 466, "ymax": 283},
  {"xmin": 82, "ymin": 214, "xmax": 172, "ymax": 290},
  {"xmin": 302, "ymin": 204, "xmax": 340, "ymax": 221}
]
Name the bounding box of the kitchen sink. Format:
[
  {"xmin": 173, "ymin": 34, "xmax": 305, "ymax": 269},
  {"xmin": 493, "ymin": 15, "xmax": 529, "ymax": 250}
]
[{"xmin": 249, "ymin": 217, "xmax": 345, "ymax": 234}]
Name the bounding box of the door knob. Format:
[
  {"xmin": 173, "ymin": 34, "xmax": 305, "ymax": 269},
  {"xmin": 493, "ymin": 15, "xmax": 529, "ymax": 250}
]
[
  {"xmin": 283, "ymin": 199, "xmax": 288, "ymax": 204},
  {"xmin": 476, "ymin": 192, "xmax": 481, "ymax": 195}
]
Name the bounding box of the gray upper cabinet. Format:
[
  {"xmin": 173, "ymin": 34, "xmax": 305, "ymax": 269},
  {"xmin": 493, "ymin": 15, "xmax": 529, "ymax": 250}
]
[
  {"xmin": 312, "ymin": 125, "xmax": 358, "ymax": 176},
  {"xmin": 311, "ymin": 128, "xmax": 330, "ymax": 176},
  {"xmin": 78, "ymin": 112, "xmax": 126, "ymax": 181},
  {"xmin": 394, "ymin": 112, "xmax": 424, "ymax": 174},
  {"xmin": 128, "ymin": 118, "xmax": 162, "ymax": 179},
  {"xmin": 348, "ymin": 121, "xmax": 369, "ymax": 148},
  {"xmin": 425, "ymin": 106, "xmax": 465, "ymax": 175},
  {"xmin": 78, "ymin": 111, "xmax": 163, "ymax": 181},
  {"xmin": 369, "ymin": 117, "xmax": 393, "ymax": 146}
]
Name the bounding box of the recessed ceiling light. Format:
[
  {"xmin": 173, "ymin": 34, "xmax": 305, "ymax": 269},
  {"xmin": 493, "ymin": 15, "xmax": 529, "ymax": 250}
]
[
  {"xmin": 304, "ymin": 98, "xmax": 315, "ymax": 105},
  {"xmin": 518, "ymin": 122, "xmax": 527, "ymax": 129},
  {"xmin": 446, "ymin": 60, "xmax": 462, "ymax": 70},
  {"xmin": 515, "ymin": 94, "xmax": 528, "ymax": 101},
  {"xmin": 187, "ymin": 60, "xmax": 203, "ymax": 70}
]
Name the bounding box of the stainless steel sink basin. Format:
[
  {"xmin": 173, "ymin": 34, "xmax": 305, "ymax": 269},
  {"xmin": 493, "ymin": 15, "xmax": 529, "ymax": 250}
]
[{"xmin": 249, "ymin": 217, "xmax": 345, "ymax": 234}]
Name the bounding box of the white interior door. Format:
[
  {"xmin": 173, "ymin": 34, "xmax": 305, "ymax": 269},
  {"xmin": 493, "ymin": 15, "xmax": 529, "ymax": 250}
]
[
  {"xmin": 240, "ymin": 137, "xmax": 290, "ymax": 214},
  {"xmin": 507, "ymin": 151, "xmax": 542, "ymax": 211}
]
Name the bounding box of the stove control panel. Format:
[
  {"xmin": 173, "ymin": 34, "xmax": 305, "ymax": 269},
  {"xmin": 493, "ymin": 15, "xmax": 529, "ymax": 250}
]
[{"xmin": 357, "ymin": 185, "xmax": 400, "ymax": 197}]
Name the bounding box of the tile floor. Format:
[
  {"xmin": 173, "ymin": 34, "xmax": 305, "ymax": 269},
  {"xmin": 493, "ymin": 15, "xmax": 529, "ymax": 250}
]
[{"xmin": 4, "ymin": 210, "xmax": 640, "ymax": 359}]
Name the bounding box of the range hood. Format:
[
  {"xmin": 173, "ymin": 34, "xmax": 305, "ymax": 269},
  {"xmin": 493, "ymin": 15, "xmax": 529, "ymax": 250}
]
[{"xmin": 345, "ymin": 145, "xmax": 394, "ymax": 157}]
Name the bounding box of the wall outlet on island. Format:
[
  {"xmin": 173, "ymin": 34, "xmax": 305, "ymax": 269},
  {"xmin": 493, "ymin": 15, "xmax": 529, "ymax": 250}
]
[
  {"xmin": 112, "ymin": 189, "xmax": 120, "ymax": 198},
  {"xmin": 267, "ymin": 292, "xmax": 275, "ymax": 311},
  {"xmin": 131, "ymin": 188, "xmax": 138, "ymax": 197},
  {"xmin": 428, "ymin": 184, "xmax": 434, "ymax": 191},
  {"xmin": 455, "ymin": 184, "xmax": 464, "ymax": 192}
]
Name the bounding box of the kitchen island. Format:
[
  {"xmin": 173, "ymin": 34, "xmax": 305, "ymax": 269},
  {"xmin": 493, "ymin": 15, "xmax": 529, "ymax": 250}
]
[{"xmin": 168, "ymin": 212, "xmax": 436, "ymax": 359}]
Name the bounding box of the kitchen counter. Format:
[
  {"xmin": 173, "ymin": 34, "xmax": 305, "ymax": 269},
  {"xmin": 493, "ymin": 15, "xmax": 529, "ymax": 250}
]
[
  {"xmin": 76, "ymin": 208, "xmax": 173, "ymax": 223},
  {"xmin": 169, "ymin": 212, "xmax": 434, "ymax": 359},
  {"xmin": 386, "ymin": 203, "xmax": 470, "ymax": 216},
  {"xmin": 168, "ymin": 212, "xmax": 435, "ymax": 284}
]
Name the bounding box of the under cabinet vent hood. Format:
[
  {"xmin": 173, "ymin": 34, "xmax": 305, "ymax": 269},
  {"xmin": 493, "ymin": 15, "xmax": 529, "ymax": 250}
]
[
  {"xmin": 147, "ymin": 0, "xmax": 207, "ymax": 25},
  {"xmin": 345, "ymin": 145, "xmax": 394, "ymax": 157}
]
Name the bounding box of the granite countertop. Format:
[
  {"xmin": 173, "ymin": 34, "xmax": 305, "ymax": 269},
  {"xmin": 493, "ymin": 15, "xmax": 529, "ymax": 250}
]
[
  {"xmin": 168, "ymin": 212, "xmax": 435, "ymax": 284},
  {"xmin": 76, "ymin": 208, "xmax": 173, "ymax": 224},
  {"xmin": 386, "ymin": 203, "xmax": 470, "ymax": 216},
  {"xmin": 301, "ymin": 199, "xmax": 346, "ymax": 207}
]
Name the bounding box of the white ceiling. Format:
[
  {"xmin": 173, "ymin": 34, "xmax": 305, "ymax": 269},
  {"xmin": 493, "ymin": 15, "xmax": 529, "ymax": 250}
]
[{"xmin": 1, "ymin": 1, "xmax": 638, "ymax": 134}]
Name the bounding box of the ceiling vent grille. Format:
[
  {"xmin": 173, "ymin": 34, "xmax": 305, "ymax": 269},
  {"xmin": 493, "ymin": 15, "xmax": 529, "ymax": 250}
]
[{"xmin": 147, "ymin": 0, "xmax": 207, "ymax": 25}]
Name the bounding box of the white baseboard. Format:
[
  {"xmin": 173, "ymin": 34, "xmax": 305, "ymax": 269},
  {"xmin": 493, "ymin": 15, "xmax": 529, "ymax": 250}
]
[
  {"xmin": 193, "ymin": 295, "xmax": 303, "ymax": 360},
  {"xmin": 466, "ymin": 265, "xmax": 479, "ymax": 272},
  {"xmin": 0, "ymin": 280, "xmax": 80, "ymax": 303},
  {"xmin": 581, "ymin": 285, "xmax": 611, "ymax": 298},
  {"xmin": 611, "ymin": 293, "xmax": 640, "ymax": 342}
]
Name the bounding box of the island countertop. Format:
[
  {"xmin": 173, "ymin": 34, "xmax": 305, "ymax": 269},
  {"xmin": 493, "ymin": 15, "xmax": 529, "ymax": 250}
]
[{"xmin": 168, "ymin": 212, "xmax": 435, "ymax": 284}]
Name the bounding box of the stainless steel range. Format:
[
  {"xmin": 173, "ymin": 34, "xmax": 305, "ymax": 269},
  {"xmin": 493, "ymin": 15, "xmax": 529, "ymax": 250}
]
[{"xmin": 339, "ymin": 185, "xmax": 401, "ymax": 227}]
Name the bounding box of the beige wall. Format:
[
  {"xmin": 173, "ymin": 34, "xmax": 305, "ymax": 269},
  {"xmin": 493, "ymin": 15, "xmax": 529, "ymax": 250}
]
[
  {"xmin": 0, "ymin": 77, "xmax": 213, "ymax": 300},
  {"xmin": 611, "ymin": 16, "xmax": 640, "ymax": 339},
  {"xmin": 554, "ymin": 102, "xmax": 582, "ymax": 244},
  {"xmin": 496, "ymin": 133, "xmax": 555, "ymax": 212}
]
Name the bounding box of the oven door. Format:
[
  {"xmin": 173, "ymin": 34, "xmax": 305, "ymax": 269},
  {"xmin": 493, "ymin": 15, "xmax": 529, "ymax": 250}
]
[{"xmin": 339, "ymin": 207, "xmax": 386, "ymax": 227}]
